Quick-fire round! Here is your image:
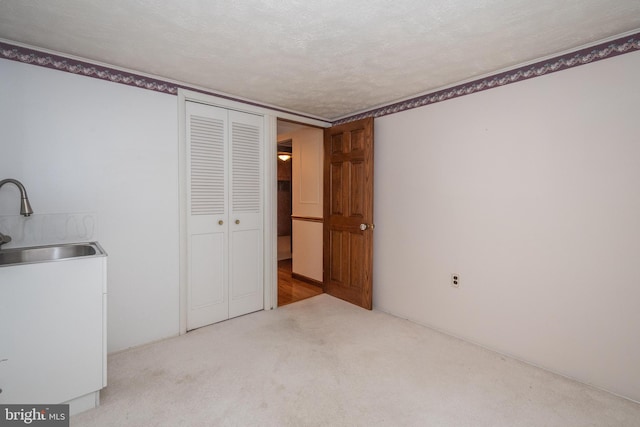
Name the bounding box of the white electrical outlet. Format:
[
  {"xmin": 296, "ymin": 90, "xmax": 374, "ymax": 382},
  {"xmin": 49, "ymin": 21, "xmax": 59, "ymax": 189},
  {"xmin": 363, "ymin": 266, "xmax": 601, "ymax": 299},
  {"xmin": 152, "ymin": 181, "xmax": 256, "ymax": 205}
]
[{"xmin": 451, "ymin": 274, "xmax": 460, "ymax": 288}]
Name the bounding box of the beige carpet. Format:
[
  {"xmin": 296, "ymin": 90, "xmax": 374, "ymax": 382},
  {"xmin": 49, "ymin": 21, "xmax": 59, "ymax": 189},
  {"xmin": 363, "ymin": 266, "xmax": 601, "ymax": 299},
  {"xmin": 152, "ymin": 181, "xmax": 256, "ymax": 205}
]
[{"xmin": 73, "ymin": 294, "xmax": 640, "ymax": 426}]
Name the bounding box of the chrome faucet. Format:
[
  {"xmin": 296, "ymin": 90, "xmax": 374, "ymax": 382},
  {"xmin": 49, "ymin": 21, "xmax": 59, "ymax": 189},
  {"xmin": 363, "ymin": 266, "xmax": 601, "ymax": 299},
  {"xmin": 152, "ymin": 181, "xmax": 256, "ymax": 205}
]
[{"xmin": 0, "ymin": 179, "xmax": 34, "ymax": 248}]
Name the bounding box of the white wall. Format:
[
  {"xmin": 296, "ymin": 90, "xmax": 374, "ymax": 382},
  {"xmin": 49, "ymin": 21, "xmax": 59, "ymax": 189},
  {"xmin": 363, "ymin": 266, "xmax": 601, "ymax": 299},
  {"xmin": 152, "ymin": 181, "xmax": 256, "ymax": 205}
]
[
  {"xmin": 373, "ymin": 51, "xmax": 640, "ymax": 402},
  {"xmin": 0, "ymin": 59, "xmax": 180, "ymax": 353},
  {"xmin": 290, "ymin": 127, "xmax": 324, "ymax": 281}
]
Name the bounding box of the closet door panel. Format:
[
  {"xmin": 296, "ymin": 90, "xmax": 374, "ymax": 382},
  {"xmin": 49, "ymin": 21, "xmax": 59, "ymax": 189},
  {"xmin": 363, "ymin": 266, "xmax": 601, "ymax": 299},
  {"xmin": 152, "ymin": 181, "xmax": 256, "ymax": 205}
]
[
  {"xmin": 228, "ymin": 110, "xmax": 264, "ymax": 317},
  {"xmin": 186, "ymin": 102, "xmax": 229, "ymax": 330}
]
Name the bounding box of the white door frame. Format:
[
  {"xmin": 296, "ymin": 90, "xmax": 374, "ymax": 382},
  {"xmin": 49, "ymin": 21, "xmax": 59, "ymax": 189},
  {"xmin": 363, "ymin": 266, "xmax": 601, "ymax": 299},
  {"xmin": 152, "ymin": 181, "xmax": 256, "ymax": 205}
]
[{"xmin": 178, "ymin": 89, "xmax": 330, "ymax": 334}]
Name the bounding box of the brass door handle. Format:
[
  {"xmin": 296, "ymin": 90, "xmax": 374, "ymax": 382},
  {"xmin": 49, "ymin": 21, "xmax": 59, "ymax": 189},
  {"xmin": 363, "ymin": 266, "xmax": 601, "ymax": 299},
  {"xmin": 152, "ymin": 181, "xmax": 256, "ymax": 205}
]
[
  {"xmin": 218, "ymin": 220, "xmax": 223, "ymax": 225},
  {"xmin": 235, "ymin": 219, "xmax": 240, "ymax": 225},
  {"xmin": 359, "ymin": 223, "xmax": 375, "ymax": 231}
]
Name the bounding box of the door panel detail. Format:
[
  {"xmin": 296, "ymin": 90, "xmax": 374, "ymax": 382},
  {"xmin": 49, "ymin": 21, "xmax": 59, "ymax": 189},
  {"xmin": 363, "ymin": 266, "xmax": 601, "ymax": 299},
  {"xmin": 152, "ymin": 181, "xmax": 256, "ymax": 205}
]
[
  {"xmin": 350, "ymin": 128, "xmax": 364, "ymax": 152},
  {"xmin": 349, "ymin": 231, "xmax": 364, "ymax": 290},
  {"xmin": 331, "ymin": 134, "xmax": 343, "ymax": 154},
  {"xmin": 189, "ymin": 116, "xmax": 225, "ymax": 215},
  {"xmin": 329, "ymin": 229, "xmax": 343, "ymax": 283},
  {"xmin": 349, "ymin": 161, "xmax": 364, "ymax": 218},
  {"xmin": 330, "ymin": 162, "xmax": 344, "ymax": 216}
]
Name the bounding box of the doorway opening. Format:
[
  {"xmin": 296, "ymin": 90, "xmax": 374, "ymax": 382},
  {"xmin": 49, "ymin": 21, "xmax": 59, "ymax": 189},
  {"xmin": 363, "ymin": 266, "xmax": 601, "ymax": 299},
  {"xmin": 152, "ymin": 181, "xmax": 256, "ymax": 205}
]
[{"xmin": 276, "ymin": 119, "xmax": 324, "ymax": 306}]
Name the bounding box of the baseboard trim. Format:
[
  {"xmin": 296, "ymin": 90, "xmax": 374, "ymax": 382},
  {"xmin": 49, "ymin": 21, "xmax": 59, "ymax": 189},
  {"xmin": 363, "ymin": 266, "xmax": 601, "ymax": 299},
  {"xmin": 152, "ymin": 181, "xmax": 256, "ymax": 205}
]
[{"xmin": 292, "ymin": 272, "xmax": 324, "ymax": 289}]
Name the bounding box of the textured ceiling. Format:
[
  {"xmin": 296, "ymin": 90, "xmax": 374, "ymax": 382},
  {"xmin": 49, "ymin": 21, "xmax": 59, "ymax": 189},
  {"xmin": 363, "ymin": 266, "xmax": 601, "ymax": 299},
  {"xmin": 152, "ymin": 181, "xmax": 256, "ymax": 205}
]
[{"xmin": 1, "ymin": 1, "xmax": 639, "ymax": 120}]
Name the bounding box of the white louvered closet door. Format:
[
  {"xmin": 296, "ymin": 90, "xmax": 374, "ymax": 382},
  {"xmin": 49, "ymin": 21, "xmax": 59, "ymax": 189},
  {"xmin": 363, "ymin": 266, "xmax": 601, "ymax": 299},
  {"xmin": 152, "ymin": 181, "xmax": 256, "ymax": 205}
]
[
  {"xmin": 187, "ymin": 102, "xmax": 229, "ymax": 329},
  {"xmin": 228, "ymin": 110, "xmax": 263, "ymax": 318},
  {"xmin": 186, "ymin": 102, "xmax": 264, "ymax": 330}
]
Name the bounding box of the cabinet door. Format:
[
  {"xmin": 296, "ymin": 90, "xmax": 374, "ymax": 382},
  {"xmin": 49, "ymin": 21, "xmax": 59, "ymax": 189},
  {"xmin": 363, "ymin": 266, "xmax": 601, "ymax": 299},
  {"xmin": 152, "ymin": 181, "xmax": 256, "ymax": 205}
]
[
  {"xmin": 186, "ymin": 102, "xmax": 229, "ymax": 330},
  {"xmin": 228, "ymin": 110, "xmax": 264, "ymax": 318},
  {"xmin": 0, "ymin": 259, "xmax": 104, "ymax": 404}
]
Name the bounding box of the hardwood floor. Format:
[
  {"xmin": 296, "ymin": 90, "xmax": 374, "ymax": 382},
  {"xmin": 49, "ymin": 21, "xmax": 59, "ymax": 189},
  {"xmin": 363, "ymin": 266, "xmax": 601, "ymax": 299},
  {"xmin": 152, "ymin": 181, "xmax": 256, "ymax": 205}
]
[{"xmin": 278, "ymin": 259, "xmax": 323, "ymax": 306}]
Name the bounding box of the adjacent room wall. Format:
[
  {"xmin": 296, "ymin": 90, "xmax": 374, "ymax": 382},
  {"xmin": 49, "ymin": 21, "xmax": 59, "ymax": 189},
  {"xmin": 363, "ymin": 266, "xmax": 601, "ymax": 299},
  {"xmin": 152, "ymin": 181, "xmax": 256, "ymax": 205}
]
[
  {"xmin": 289, "ymin": 127, "xmax": 324, "ymax": 282},
  {"xmin": 0, "ymin": 59, "xmax": 180, "ymax": 353},
  {"xmin": 373, "ymin": 50, "xmax": 640, "ymax": 402}
]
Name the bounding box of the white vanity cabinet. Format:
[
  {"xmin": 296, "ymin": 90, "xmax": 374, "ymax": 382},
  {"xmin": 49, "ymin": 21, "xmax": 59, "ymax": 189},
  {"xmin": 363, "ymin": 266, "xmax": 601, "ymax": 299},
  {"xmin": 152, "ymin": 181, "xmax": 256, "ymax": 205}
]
[{"xmin": 0, "ymin": 246, "xmax": 107, "ymax": 415}]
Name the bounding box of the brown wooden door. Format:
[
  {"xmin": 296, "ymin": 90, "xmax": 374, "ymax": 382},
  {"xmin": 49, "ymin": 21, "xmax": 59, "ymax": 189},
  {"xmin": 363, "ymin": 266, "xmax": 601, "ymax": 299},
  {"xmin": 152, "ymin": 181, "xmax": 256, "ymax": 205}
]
[{"xmin": 323, "ymin": 117, "xmax": 374, "ymax": 310}]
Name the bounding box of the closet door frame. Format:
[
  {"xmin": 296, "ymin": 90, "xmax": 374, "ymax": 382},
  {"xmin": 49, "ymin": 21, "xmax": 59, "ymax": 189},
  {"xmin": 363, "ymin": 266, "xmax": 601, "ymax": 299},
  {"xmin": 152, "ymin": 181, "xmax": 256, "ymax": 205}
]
[{"xmin": 178, "ymin": 89, "xmax": 330, "ymax": 335}]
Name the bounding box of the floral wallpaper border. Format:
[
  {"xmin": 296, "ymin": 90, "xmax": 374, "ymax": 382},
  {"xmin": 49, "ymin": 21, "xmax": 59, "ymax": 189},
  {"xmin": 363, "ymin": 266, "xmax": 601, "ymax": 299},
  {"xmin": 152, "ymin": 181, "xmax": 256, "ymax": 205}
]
[{"xmin": 334, "ymin": 32, "xmax": 640, "ymax": 124}]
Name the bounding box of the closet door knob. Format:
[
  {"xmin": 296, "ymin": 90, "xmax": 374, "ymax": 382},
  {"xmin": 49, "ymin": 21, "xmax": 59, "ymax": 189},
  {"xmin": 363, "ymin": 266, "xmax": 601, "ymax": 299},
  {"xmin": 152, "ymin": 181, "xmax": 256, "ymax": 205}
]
[
  {"xmin": 218, "ymin": 220, "xmax": 223, "ymax": 225},
  {"xmin": 235, "ymin": 219, "xmax": 240, "ymax": 224}
]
